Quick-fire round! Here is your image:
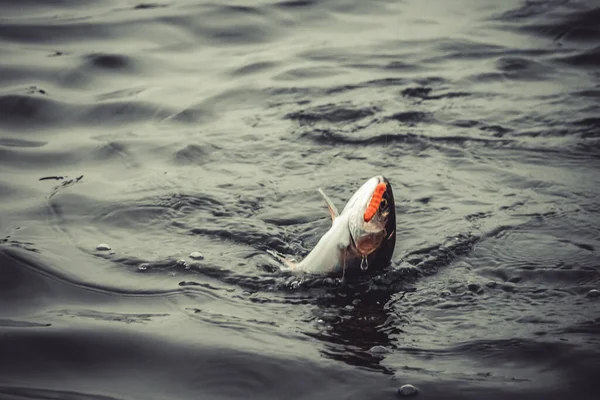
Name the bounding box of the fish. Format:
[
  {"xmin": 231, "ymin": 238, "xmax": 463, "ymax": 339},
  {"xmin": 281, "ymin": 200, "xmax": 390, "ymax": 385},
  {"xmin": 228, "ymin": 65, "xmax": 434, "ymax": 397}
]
[{"xmin": 269, "ymin": 175, "xmax": 396, "ymax": 278}]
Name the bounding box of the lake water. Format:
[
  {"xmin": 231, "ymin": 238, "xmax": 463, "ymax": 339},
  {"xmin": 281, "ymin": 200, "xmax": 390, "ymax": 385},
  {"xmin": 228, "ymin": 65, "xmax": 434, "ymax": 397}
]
[{"xmin": 1, "ymin": 0, "xmax": 599, "ymax": 399}]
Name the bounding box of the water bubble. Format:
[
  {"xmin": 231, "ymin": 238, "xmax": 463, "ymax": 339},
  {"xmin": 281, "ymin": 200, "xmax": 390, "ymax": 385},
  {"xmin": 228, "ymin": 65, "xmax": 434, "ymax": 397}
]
[
  {"xmin": 137, "ymin": 263, "xmax": 149, "ymax": 272},
  {"xmin": 370, "ymin": 345, "xmax": 390, "ymax": 354},
  {"xmin": 189, "ymin": 252, "xmax": 204, "ymax": 260},
  {"xmin": 96, "ymin": 243, "xmax": 111, "ymax": 251},
  {"xmin": 397, "ymin": 384, "xmax": 419, "ymax": 397},
  {"xmin": 587, "ymin": 289, "xmax": 599, "ymax": 298},
  {"xmin": 176, "ymin": 259, "xmax": 187, "ymax": 267}
]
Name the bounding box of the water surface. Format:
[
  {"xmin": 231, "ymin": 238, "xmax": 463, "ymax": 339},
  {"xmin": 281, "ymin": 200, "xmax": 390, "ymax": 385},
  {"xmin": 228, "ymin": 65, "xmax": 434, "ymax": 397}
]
[{"xmin": 1, "ymin": 0, "xmax": 600, "ymax": 399}]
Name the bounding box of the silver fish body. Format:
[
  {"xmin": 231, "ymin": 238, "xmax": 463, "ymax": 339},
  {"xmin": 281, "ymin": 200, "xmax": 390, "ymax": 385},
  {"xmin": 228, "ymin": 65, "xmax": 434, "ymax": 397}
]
[
  {"xmin": 292, "ymin": 175, "xmax": 396, "ymax": 276},
  {"xmin": 295, "ymin": 209, "xmax": 353, "ymax": 274}
]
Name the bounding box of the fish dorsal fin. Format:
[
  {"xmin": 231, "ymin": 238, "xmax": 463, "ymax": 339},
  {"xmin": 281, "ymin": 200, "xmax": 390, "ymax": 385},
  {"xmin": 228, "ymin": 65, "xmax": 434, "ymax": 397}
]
[{"xmin": 318, "ymin": 189, "xmax": 339, "ymax": 223}]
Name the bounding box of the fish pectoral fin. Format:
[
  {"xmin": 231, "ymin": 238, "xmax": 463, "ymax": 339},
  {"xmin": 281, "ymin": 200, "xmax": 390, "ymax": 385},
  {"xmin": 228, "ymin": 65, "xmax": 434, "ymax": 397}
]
[{"xmin": 317, "ymin": 189, "xmax": 339, "ymax": 223}]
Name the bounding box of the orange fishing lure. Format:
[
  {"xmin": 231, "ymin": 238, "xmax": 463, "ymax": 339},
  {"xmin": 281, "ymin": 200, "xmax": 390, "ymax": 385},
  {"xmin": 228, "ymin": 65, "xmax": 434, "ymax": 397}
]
[{"xmin": 363, "ymin": 182, "xmax": 387, "ymax": 222}]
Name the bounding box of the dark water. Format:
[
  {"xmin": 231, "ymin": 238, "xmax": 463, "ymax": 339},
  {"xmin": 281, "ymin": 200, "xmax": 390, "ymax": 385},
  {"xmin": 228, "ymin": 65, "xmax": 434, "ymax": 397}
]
[{"xmin": 1, "ymin": 0, "xmax": 600, "ymax": 399}]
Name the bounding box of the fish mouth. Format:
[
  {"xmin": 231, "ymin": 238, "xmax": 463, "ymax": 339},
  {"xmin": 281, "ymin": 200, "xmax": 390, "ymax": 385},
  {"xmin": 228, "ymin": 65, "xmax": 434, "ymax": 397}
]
[
  {"xmin": 349, "ymin": 175, "xmax": 396, "ymax": 262},
  {"xmin": 352, "ymin": 230, "xmax": 385, "ymax": 256}
]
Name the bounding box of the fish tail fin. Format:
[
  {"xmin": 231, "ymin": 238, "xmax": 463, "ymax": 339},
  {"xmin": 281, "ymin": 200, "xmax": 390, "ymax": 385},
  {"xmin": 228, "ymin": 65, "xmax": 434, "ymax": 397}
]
[{"xmin": 266, "ymin": 249, "xmax": 298, "ymax": 270}]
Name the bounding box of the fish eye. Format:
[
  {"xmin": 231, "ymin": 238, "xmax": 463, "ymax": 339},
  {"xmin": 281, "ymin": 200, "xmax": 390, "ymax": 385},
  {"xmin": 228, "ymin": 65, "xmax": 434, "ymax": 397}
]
[{"xmin": 380, "ymin": 198, "xmax": 387, "ymax": 208}]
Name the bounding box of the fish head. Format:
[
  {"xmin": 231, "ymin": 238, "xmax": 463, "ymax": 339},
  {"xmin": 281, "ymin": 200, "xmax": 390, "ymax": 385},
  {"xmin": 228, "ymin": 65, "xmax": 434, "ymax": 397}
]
[{"xmin": 345, "ymin": 175, "xmax": 397, "ymax": 267}]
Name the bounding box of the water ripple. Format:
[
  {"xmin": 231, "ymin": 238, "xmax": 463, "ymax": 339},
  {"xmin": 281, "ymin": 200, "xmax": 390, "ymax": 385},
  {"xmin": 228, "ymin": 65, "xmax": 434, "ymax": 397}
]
[{"xmin": 1, "ymin": 0, "xmax": 600, "ymax": 398}]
